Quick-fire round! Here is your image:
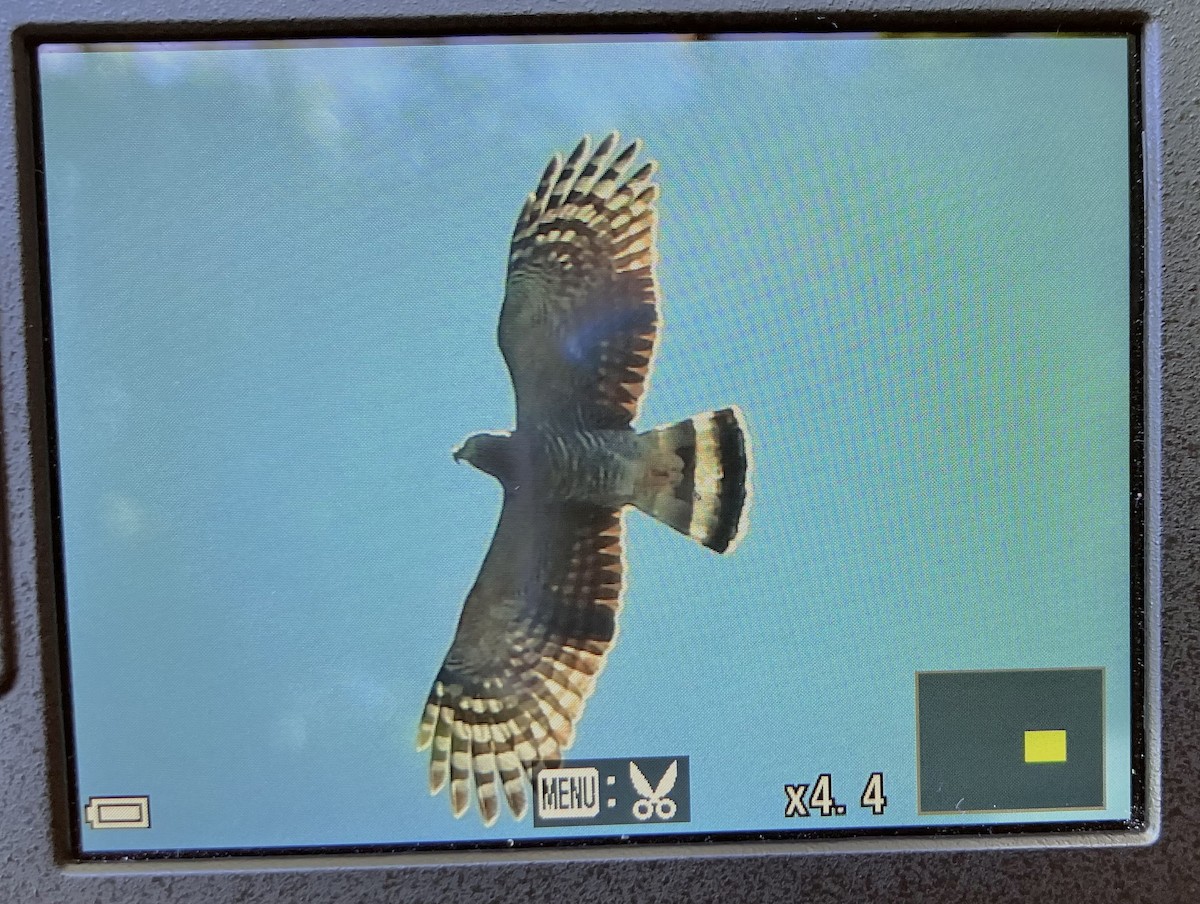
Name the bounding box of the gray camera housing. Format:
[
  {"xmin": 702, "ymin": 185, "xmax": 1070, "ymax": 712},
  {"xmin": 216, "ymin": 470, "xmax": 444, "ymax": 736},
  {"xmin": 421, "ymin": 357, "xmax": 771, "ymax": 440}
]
[{"xmin": 0, "ymin": 0, "xmax": 1186, "ymax": 900}]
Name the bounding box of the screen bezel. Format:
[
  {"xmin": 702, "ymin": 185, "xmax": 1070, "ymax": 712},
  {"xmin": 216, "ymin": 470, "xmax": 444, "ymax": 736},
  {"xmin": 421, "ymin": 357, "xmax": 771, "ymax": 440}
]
[{"xmin": 0, "ymin": 0, "xmax": 1175, "ymax": 900}]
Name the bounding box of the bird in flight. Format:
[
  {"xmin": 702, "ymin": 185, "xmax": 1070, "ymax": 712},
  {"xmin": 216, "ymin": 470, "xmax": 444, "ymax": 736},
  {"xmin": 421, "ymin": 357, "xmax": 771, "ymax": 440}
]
[{"xmin": 416, "ymin": 134, "xmax": 751, "ymax": 826}]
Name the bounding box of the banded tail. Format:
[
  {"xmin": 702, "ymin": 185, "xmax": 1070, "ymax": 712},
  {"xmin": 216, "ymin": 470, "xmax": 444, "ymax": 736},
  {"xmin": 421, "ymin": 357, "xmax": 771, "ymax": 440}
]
[{"xmin": 633, "ymin": 406, "xmax": 751, "ymax": 553}]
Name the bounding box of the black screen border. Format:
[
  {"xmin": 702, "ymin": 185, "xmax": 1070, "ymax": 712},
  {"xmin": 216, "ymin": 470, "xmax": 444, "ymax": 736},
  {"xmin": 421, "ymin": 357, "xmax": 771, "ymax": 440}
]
[{"xmin": 28, "ymin": 27, "xmax": 1149, "ymax": 863}]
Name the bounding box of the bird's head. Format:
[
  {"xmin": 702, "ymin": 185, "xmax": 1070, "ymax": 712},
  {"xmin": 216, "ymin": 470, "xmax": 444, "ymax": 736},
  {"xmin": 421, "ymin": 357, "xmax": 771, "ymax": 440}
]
[{"xmin": 452, "ymin": 432, "xmax": 513, "ymax": 481}]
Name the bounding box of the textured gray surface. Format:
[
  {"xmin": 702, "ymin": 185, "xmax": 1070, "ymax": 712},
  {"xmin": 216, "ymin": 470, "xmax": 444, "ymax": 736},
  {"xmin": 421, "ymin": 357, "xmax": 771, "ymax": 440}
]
[{"xmin": 0, "ymin": 0, "xmax": 1193, "ymax": 901}]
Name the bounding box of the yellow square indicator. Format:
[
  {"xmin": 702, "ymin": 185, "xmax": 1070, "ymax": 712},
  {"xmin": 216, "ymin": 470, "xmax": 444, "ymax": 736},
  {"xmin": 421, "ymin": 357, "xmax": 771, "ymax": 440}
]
[{"xmin": 1024, "ymin": 729, "xmax": 1068, "ymax": 763}]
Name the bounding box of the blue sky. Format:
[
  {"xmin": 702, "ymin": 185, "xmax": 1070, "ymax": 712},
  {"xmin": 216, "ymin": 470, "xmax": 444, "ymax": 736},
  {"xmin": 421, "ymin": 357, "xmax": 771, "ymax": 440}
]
[{"xmin": 39, "ymin": 34, "xmax": 1132, "ymax": 852}]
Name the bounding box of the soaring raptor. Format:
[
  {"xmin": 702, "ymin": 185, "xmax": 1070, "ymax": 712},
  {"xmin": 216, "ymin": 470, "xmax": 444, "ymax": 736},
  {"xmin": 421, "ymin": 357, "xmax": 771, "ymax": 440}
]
[{"xmin": 416, "ymin": 134, "xmax": 751, "ymax": 825}]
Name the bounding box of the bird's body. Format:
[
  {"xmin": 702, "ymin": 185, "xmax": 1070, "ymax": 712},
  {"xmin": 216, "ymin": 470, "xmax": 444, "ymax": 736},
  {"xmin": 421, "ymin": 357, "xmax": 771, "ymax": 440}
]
[
  {"xmin": 460, "ymin": 428, "xmax": 647, "ymax": 504},
  {"xmin": 532, "ymin": 428, "xmax": 642, "ymax": 504},
  {"xmin": 417, "ymin": 134, "xmax": 752, "ymax": 826}
]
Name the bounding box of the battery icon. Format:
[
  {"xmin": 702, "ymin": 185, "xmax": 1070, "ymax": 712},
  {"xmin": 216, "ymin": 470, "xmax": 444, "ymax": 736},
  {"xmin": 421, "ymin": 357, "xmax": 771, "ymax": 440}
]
[{"xmin": 84, "ymin": 795, "xmax": 150, "ymax": 829}]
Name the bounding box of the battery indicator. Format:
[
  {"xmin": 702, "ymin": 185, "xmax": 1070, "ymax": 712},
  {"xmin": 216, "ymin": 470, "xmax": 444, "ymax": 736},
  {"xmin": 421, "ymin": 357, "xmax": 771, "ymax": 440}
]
[{"xmin": 84, "ymin": 795, "xmax": 151, "ymax": 829}]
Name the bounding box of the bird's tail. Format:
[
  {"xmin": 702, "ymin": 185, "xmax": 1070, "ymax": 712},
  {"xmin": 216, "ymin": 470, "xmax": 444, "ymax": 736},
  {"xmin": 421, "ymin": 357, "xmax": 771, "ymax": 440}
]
[{"xmin": 632, "ymin": 406, "xmax": 751, "ymax": 553}]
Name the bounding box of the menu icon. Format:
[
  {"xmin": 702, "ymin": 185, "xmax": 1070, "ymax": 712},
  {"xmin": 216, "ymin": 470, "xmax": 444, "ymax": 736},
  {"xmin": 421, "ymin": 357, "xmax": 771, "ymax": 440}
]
[{"xmin": 533, "ymin": 757, "xmax": 690, "ymax": 827}]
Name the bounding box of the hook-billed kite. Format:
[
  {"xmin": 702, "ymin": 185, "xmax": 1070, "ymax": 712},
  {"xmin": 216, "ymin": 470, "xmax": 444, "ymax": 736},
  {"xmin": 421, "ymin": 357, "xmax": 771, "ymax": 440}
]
[{"xmin": 416, "ymin": 134, "xmax": 752, "ymax": 826}]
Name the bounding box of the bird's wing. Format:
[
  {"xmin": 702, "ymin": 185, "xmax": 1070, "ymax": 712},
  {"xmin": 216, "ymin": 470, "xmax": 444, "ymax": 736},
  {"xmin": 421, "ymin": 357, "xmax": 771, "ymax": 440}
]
[
  {"xmin": 416, "ymin": 493, "xmax": 625, "ymax": 825},
  {"xmin": 499, "ymin": 133, "xmax": 661, "ymax": 430}
]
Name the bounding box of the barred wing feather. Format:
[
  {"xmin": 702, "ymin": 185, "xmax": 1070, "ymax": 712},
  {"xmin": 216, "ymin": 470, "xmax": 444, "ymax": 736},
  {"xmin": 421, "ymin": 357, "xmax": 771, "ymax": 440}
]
[
  {"xmin": 499, "ymin": 133, "xmax": 661, "ymax": 430},
  {"xmin": 416, "ymin": 495, "xmax": 626, "ymax": 825}
]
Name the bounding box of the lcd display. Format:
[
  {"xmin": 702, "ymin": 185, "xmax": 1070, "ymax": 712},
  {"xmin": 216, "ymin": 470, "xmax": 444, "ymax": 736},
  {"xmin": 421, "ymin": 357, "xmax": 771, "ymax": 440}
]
[{"xmin": 35, "ymin": 33, "xmax": 1138, "ymax": 856}]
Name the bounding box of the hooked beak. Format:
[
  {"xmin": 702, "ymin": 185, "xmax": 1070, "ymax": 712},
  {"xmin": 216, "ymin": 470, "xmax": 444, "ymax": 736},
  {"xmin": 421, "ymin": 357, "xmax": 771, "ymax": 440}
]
[{"xmin": 451, "ymin": 445, "xmax": 464, "ymax": 463}]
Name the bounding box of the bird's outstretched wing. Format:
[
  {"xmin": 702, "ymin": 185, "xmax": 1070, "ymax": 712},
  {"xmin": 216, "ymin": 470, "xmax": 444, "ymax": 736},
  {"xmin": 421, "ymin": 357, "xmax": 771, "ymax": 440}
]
[
  {"xmin": 416, "ymin": 494, "xmax": 625, "ymax": 825},
  {"xmin": 499, "ymin": 133, "xmax": 660, "ymax": 430}
]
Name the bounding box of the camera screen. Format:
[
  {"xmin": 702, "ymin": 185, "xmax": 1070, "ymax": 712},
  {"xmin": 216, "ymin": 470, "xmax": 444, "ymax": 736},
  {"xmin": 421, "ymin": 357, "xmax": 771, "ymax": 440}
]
[{"xmin": 36, "ymin": 33, "xmax": 1139, "ymax": 856}]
